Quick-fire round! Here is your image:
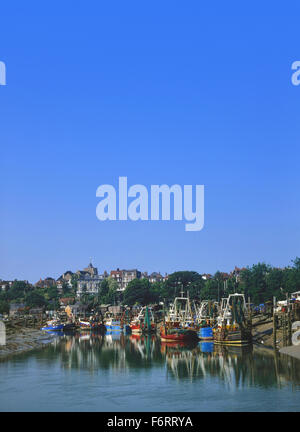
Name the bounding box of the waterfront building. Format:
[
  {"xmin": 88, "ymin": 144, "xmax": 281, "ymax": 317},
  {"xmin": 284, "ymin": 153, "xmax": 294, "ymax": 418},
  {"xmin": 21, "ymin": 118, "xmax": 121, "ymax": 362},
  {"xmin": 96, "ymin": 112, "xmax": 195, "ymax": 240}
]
[{"xmin": 110, "ymin": 268, "xmax": 141, "ymax": 291}]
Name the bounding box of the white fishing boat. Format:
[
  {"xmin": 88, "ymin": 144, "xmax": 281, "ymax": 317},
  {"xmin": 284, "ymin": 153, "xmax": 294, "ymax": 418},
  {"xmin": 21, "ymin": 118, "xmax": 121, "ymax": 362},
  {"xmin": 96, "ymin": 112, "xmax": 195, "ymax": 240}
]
[
  {"xmin": 214, "ymin": 293, "xmax": 252, "ymax": 345},
  {"xmin": 130, "ymin": 306, "xmax": 156, "ymax": 333}
]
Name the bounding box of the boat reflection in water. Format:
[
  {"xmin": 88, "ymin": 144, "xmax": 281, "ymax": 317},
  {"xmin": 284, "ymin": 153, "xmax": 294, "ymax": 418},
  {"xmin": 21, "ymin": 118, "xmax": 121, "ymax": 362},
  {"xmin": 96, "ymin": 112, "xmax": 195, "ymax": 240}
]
[
  {"xmin": 44, "ymin": 332, "xmax": 300, "ymax": 389},
  {"xmin": 164, "ymin": 341, "xmax": 300, "ymax": 389},
  {"xmin": 48, "ymin": 331, "xmax": 164, "ymax": 372}
]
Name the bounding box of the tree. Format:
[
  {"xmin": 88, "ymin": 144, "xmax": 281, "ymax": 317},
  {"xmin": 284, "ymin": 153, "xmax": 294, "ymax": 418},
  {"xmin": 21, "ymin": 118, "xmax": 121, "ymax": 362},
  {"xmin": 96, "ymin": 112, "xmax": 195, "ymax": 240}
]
[
  {"xmin": 97, "ymin": 279, "xmax": 110, "ymax": 304},
  {"xmin": 0, "ymin": 300, "xmax": 9, "ymax": 314},
  {"xmin": 200, "ymin": 279, "xmax": 219, "ymax": 301},
  {"xmin": 45, "ymin": 285, "xmax": 59, "ymax": 301},
  {"xmin": 7, "ymin": 281, "xmax": 32, "ymax": 301},
  {"xmin": 266, "ymin": 268, "xmax": 284, "ymax": 300},
  {"xmin": 124, "ymin": 278, "xmax": 158, "ymax": 306},
  {"xmin": 61, "ymin": 282, "xmax": 72, "ymax": 297},
  {"xmin": 163, "ymin": 271, "xmax": 204, "ymax": 301},
  {"xmin": 25, "ymin": 290, "xmax": 46, "ymax": 308},
  {"xmin": 105, "ymin": 277, "xmax": 119, "ymax": 304},
  {"xmin": 71, "ymin": 274, "xmax": 79, "ymax": 294},
  {"xmin": 150, "ymin": 281, "xmax": 165, "ymax": 302}
]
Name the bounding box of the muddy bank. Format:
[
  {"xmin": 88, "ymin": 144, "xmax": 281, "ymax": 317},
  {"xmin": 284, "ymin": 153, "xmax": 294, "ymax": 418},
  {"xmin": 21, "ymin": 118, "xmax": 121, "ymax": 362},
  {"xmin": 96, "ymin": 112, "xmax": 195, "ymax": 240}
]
[
  {"xmin": 252, "ymin": 317, "xmax": 275, "ymax": 348},
  {"xmin": 0, "ymin": 325, "xmax": 55, "ymax": 361}
]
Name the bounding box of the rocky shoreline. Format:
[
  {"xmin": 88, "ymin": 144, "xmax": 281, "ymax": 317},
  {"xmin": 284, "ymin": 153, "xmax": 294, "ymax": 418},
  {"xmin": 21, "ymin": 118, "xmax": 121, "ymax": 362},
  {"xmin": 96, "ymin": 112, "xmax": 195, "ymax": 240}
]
[{"xmin": 0, "ymin": 324, "xmax": 55, "ymax": 361}]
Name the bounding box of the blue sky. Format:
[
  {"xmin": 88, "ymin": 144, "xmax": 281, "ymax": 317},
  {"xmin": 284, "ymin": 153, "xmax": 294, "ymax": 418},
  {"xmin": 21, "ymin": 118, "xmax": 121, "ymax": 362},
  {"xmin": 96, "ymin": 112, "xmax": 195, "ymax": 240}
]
[{"xmin": 1, "ymin": 2, "xmax": 300, "ymax": 283}]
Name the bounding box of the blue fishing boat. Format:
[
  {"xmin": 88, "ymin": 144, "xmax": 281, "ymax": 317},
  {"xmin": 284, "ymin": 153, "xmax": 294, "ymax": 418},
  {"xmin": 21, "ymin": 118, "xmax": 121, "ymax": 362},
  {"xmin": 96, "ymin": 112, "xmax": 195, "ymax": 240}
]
[
  {"xmin": 105, "ymin": 318, "xmax": 122, "ymax": 331},
  {"xmin": 198, "ymin": 326, "xmax": 214, "ymax": 340},
  {"xmin": 41, "ymin": 320, "xmax": 64, "ymax": 331}
]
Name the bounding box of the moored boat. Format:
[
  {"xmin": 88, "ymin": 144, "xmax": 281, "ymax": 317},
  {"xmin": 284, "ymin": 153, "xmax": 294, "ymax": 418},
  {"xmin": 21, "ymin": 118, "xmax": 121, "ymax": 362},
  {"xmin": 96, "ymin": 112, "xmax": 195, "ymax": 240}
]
[
  {"xmin": 104, "ymin": 311, "xmax": 131, "ymax": 332},
  {"xmin": 105, "ymin": 318, "xmax": 122, "ymax": 331},
  {"xmin": 213, "ymin": 293, "xmax": 252, "ymax": 345},
  {"xmin": 160, "ymin": 290, "xmax": 198, "ymax": 342},
  {"xmin": 213, "ymin": 327, "xmax": 251, "ymax": 345},
  {"xmin": 63, "ymin": 322, "xmax": 77, "ymax": 332},
  {"xmin": 41, "ymin": 319, "xmax": 64, "ymax": 331},
  {"xmin": 198, "ymin": 326, "xmax": 214, "ymax": 340},
  {"xmin": 130, "ymin": 306, "xmax": 156, "ymax": 334},
  {"xmin": 160, "ymin": 326, "xmax": 198, "ymax": 342},
  {"xmin": 79, "ymin": 317, "xmax": 106, "ymax": 332}
]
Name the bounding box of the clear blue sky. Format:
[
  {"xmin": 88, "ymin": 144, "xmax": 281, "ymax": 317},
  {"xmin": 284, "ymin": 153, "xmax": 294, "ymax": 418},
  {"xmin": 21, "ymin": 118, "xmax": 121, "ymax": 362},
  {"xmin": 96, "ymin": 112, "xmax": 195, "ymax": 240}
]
[{"xmin": 1, "ymin": 2, "xmax": 300, "ymax": 283}]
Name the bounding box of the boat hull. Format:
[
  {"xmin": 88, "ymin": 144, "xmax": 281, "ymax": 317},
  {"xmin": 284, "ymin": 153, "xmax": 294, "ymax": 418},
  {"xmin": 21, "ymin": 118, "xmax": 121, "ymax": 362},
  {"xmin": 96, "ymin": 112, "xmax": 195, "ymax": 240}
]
[
  {"xmin": 160, "ymin": 329, "xmax": 198, "ymax": 342},
  {"xmin": 79, "ymin": 321, "xmax": 105, "ymax": 331},
  {"xmin": 198, "ymin": 326, "xmax": 214, "ymax": 340},
  {"xmin": 130, "ymin": 323, "xmax": 156, "ymax": 334},
  {"xmin": 213, "ymin": 328, "xmax": 252, "ymax": 345},
  {"xmin": 41, "ymin": 324, "xmax": 64, "ymax": 331},
  {"xmin": 160, "ymin": 334, "xmax": 190, "ymax": 342}
]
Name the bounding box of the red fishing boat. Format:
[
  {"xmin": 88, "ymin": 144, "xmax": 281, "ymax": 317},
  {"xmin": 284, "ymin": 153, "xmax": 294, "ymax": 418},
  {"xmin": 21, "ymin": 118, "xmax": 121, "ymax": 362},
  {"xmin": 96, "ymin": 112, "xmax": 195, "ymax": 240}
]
[
  {"xmin": 160, "ymin": 291, "xmax": 198, "ymax": 342},
  {"xmin": 130, "ymin": 306, "xmax": 156, "ymax": 333},
  {"xmin": 160, "ymin": 326, "xmax": 198, "ymax": 342}
]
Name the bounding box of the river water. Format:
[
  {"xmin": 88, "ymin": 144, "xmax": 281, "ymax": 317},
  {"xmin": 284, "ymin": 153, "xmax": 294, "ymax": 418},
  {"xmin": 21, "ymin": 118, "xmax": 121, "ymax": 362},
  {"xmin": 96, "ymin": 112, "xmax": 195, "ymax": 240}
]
[{"xmin": 0, "ymin": 331, "xmax": 300, "ymax": 412}]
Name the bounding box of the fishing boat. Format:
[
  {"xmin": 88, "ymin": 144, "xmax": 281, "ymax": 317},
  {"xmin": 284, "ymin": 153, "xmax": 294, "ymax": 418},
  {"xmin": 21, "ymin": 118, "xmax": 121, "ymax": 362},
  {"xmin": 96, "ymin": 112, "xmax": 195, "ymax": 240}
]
[
  {"xmin": 79, "ymin": 316, "xmax": 106, "ymax": 332},
  {"xmin": 105, "ymin": 318, "xmax": 122, "ymax": 331},
  {"xmin": 194, "ymin": 300, "xmax": 218, "ymax": 340},
  {"xmin": 213, "ymin": 293, "xmax": 252, "ymax": 345},
  {"xmin": 63, "ymin": 322, "xmax": 77, "ymax": 332},
  {"xmin": 104, "ymin": 312, "xmax": 130, "ymax": 333},
  {"xmin": 160, "ymin": 292, "xmax": 198, "ymax": 342},
  {"xmin": 130, "ymin": 306, "xmax": 156, "ymax": 334},
  {"xmin": 160, "ymin": 326, "xmax": 198, "ymax": 342},
  {"xmin": 166, "ymin": 291, "xmax": 195, "ymax": 328},
  {"xmin": 41, "ymin": 319, "xmax": 64, "ymax": 331}
]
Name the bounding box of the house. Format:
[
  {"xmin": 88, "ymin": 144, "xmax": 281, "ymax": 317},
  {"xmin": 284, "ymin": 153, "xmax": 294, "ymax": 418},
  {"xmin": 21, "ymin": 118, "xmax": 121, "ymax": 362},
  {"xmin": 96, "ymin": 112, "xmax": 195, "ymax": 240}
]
[
  {"xmin": 219, "ymin": 272, "xmax": 230, "ymax": 280},
  {"xmin": 35, "ymin": 277, "xmax": 56, "ymax": 289},
  {"xmin": 148, "ymin": 272, "xmax": 163, "ymax": 283},
  {"xmin": 70, "ymin": 302, "xmax": 88, "ymax": 316},
  {"xmin": 202, "ymin": 274, "xmax": 212, "ymax": 280},
  {"xmin": 82, "ymin": 263, "xmax": 98, "ymax": 277},
  {"xmin": 110, "ymin": 269, "xmax": 142, "ymax": 291},
  {"xmin": 56, "ymin": 271, "xmax": 74, "ymax": 293},
  {"xmin": 0, "ymin": 280, "xmax": 13, "ymax": 292},
  {"xmin": 29, "ymin": 307, "xmax": 44, "ymax": 315},
  {"xmin": 162, "ymin": 273, "xmax": 168, "ymax": 282},
  {"xmin": 122, "ymin": 269, "xmax": 141, "ymax": 290},
  {"xmin": 9, "ymin": 303, "xmax": 26, "ymax": 316},
  {"xmin": 59, "ymin": 297, "xmax": 75, "ymax": 307},
  {"xmin": 108, "ymin": 305, "xmax": 124, "ymax": 314},
  {"xmin": 76, "ymin": 264, "xmax": 105, "ymax": 297},
  {"xmin": 110, "ymin": 269, "xmax": 123, "ymax": 289},
  {"xmin": 230, "ymin": 266, "xmax": 247, "ymax": 282},
  {"xmin": 57, "ymin": 271, "xmax": 73, "ymax": 284}
]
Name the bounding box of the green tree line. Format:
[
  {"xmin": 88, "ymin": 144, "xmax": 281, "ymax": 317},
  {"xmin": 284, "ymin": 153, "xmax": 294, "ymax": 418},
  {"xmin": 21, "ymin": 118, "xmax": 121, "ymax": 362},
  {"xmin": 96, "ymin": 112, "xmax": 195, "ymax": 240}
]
[{"xmin": 1, "ymin": 258, "xmax": 299, "ymax": 313}]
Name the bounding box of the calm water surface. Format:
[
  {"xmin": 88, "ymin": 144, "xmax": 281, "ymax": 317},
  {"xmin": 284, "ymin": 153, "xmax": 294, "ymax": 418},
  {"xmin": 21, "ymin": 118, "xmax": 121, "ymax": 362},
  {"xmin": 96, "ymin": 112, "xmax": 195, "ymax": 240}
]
[{"xmin": 0, "ymin": 332, "xmax": 300, "ymax": 411}]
